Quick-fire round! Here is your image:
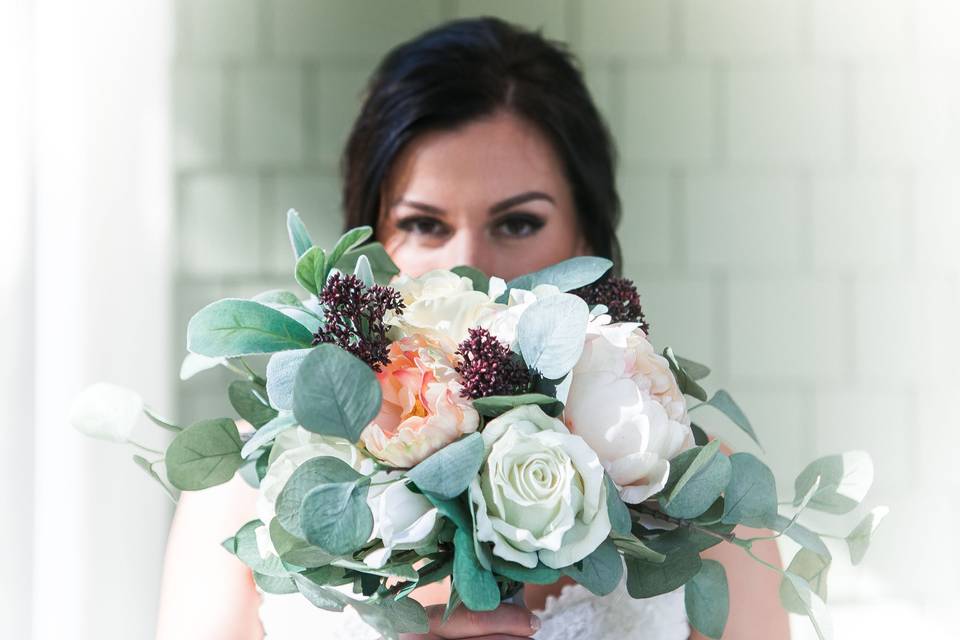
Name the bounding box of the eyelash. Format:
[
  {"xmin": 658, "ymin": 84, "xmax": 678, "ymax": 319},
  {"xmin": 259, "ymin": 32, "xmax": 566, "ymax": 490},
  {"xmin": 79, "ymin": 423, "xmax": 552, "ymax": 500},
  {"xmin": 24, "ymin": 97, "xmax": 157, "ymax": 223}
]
[{"xmin": 395, "ymin": 213, "xmax": 546, "ymax": 239}]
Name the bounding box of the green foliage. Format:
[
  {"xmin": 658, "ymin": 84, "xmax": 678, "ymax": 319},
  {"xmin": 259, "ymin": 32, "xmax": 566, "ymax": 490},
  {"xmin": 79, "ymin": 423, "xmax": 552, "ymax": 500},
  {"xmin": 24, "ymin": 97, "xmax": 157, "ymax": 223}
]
[
  {"xmin": 517, "ymin": 293, "xmax": 589, "ymax": 379},
  {"xmin": 491, "ymin": 557, "xmax": 561, "ymax": 585},
  {"xmin": 721, "ymin": 453, "xmax": 778, "ymax": 528},
  {"xmin": 336, "ymin": 242, "xmax": 401, "ymax": 285},
  {"xmin": 605, "ymin": 474, "xmax": 632, "ymax": 535},
  {"xmin": 451, "ymin": 265, "xmax": 490, "ymax": 293},
  {"xmin": 241, "ymin": 411, "xmax": 296, "ymax": 459},
  {"xmin": 675, "ymin": 356, "xmax": 711, "ymax": 380},
  {"xmin": 685, "ymin": 560, "xmax": 729, "ymax": 639},
  {"xmin": 500, "ymin": 256, "xmax": 613, "ymax": 301},
  {"xmin": 846, "ymin": 506, "xmax": 889, "ymax": 565},
  {"xmin": 226, "ymin": 520, "xmax": 288, "ymax": 577},
  {"xmin": 625, "ymin": 537, "xmax": 702, "ymax": 598},
  {"xmin": 421, "ymin": 492, "xmax": 472, "ymax": 532},
  {"xmin": 769, "ymin": 515, "xmax": 832, "ymax": 561},
  {"xmin": 286, "ymin": 209, "xmax": 314, "ymax": 260},
  {"xmin": 275, "ymin": 456, "xmax": 368, "ymax": 538},
  {"xmin": 701, "ymin": 389, "xmax": 764, "ymax": 451},
  {"xmin": 292, "ymin": 344, "xmax": 382, "ymax": 443},
  {"xmin": 325, "ymin": 226, "xmax": 373, "ymax": 282},
  {"xmin": 793, "ymin": 451, "xmax": 873, "ymax": 515},
  {"xmin": 352, "ymin": 594, "xmax": 430, "ymax": 640},
  {"xmin": 561, "ymin": 538, "xmax": 624, "ymax": 596},
  {"xmin": 471, "ymin": 393, "xmax": 564, "ymax": 418},
  {"xmin": 268, "ymin": 518, "xmax": 336, "ymax": 568},
  {"xmin": 353, "ymin": 254, "xmax": 374, "ymax": 286},
  {"xmin": 780, "ymin": 548, "xmax": 830, "ymax": 614},
  {"xmin": 165, "ymin": 418, "xmax": 243, "ymax": 490},
  {"xmin": 611, "ymin": 533, "xmax": 667, "ymax": 563},
  {"xmin": 295, "ymin": 246, "xmax": 327, "ymax": 296},
  {"xmin": 131, "ymin": 454, "xmax": 176, "ymax": 501},
  {"xmin": 663, "ymin": 347, "xmax": 708, "ymax": 401},
  {"xmin": 228, "ymin": 380, "xmax": 277, "ymax": 428},
  {"xmin": 265, "ymin": 348, "xmax": 310, "ymax": 411},
  {"xmin": 407, "ymin": 433, "xmax": 484, "ymax": 499},
  {"xmin": 301, "ymin": 477, "xmax": 374, "ymax": 555},
  {"xmin": 187, "ymin": 298, "xmax": 315, "ymax": 357},
  {"xmin": 660, "ymin": 441, "xmax": 732, "ymax": 519},
  {"xmin": 452, "ymin": 528, "xmax": 500, "ymax": 611},
  {"xmin": 254, "ymin": 571, "xmax": 298, "ymax": 595}
]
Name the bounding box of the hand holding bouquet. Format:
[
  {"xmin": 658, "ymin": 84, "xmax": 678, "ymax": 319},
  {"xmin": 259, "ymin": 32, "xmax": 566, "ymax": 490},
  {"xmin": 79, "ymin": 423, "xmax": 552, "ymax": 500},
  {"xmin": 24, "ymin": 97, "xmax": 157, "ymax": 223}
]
[{"xmin": 72, "ymin": 211, "xmax": 887, "ymax": 640}]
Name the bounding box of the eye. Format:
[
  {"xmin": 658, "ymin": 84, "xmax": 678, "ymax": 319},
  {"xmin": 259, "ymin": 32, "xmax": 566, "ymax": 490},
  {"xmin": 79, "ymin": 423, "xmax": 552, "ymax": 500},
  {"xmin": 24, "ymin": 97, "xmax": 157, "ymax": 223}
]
[
  {"xmin": 492, "ymin": 213, "xmax": 545, "ymax": 239},
  {"xmin": 395, "ymin": 216, "xmax": 449, "ymax": 238}
]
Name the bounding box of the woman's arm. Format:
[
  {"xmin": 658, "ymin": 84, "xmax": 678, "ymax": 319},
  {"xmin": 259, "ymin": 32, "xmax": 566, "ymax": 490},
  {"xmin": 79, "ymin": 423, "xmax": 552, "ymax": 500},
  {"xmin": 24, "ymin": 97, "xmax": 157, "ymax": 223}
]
[{"xmin": 155, "ymin": 468, "xmax": 263, "ymax": 640}]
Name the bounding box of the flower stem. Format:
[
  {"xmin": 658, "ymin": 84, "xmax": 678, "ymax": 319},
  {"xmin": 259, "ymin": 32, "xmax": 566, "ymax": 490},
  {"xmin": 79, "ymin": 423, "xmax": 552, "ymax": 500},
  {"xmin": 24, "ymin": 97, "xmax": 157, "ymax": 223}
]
[{"xmin": 130, "ymin": 440, "xmax": 164, "ymax": 456}]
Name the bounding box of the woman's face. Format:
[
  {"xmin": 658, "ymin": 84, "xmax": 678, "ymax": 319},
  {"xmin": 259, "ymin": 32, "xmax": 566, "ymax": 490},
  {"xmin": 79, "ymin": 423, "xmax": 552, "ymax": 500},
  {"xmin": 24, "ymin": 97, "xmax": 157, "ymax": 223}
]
[{"xmin": 376, "ymin": 110, "xmax": 589, "ymax": 281}]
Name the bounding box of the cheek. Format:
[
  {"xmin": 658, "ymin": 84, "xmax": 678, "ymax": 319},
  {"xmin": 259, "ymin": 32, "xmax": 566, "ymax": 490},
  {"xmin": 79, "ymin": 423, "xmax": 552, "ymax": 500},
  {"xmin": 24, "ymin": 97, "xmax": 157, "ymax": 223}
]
[{"xmin": 382, "ymin": 235, "xmax": 458, "ymax": 278}]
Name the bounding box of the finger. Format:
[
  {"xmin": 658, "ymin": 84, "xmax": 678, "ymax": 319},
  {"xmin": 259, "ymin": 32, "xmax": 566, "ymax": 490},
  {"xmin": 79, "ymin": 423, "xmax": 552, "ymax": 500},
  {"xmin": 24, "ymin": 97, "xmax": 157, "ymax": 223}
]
[{"xmin": 427, "ymin": 603, "xmax": 540, "ymax": 639}]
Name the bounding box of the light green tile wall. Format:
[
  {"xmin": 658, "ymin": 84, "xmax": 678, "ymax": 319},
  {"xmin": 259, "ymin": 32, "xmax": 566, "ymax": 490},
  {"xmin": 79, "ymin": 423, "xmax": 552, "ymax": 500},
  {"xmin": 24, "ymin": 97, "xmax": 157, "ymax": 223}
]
[{"xmin": 172, "ymin": 0, "xmax": 960, "ymax": 603}]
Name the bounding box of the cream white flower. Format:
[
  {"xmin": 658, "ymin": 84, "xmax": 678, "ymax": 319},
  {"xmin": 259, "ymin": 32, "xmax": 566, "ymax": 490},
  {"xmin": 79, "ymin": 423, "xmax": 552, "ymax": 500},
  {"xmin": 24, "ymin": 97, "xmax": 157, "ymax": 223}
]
[
  {"xmin": 256, "ymin": 427, "xmax": 375, "ymax": 525},
  {"xmin": 387, "ymin": 269, "xmax": 504, "ymax": 348},
  {"xmin": 480, "ymin": 283, "xmax": 562, "ymax": 348},
  {"xmin": 363, "ymin": 478, "xmax": 439, "ymax": 568},
  {"xmin": 69, "ymin": 382, "xmax": 143, "ymax": 443},
  {"xmin": 564, "ymin": 318, "xmax": 694, "ymax": 504},
  {"xmin": 469, "ymin": 405, "xmax": 611, "ymax": 569}
]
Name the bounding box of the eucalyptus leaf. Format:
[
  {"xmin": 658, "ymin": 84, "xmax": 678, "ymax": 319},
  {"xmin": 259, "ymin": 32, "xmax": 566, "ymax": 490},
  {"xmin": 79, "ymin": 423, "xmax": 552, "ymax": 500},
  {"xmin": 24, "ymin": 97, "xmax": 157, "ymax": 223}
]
[
  {"xmin": 661, "ymin": 441, "xmax": 732, "ymax": 519},
  {"xmin": 780, "ymin": 548, "xmax": 830, "ymax": 614},
  {"xmin": 353, "ymin": 594, "xmax": 430, "ymax": 640},
  {"xmin": 452, "ymin": 528, "xmax": 500, "ymax": 611},
  {"xmin": 421, "ymin": 492, "xmax": 472, "ymax": 532},
  {"xmin": 131, "ymin": 454, "xmax": 177, "ymax": 502},
  {"xmin": 187, "ymin": 298, "xmax": 315, "ymax": 357},
  {"xmin": 451, "ymin": 265, "xmax": 490, "ymax": 293},
  {"xmin": 517, "ymin": 293, "xmax": 589, "ymax": 379},
  {"xmin": 229, "ymin": 380, "xmax": 277, "ymax": 428},
  {"xmin": 690, "ymin": 423, "xmax": 709, "ymax": 446},
  {"xmin": 301, "ymin": 478, "xmax": 374, "ymax": 555},
  {"xmin": 662, "ymin": 347, "xmax": 708, "ymax": 401},
  {"xmin": 846, "ymin": 505, "xmax": 889, "ymax": 565},
  {"xmin": 491, "ymin": 558, "xmax": 561, "ymax": 585},
  {"xmin": 275, "ymin": 456, "xmax": 367, "ymax": 538},
  {"xmin": 179, "ymin": 352, "xmax": 225, "ymax": 380},
  {"xmin": 685, "ymin": 560, "xmax": 729, "ymax": 639},
  {"xmin": 254, "ymin": 571, "xmax": 298, "ymax": 595},
  {"xmin": 292, "ymin": 343, "xmax": 382, "ymax": 443},
  {"xmin": 229, "ymin": 520, "xmax": 288, "ymax": 577},
  {"xmin": 268, "ymin": 518, "xmax": 336, "ymax": 568},
  {"xmin": 472, "ymin": 393, "xmax": 563, "ymax": 418},
  {"xmin": 407, "ymin": 433, "xmax": 484, "ymax": 499},
  {"xmin": 292, "ymin": 573, "xmax": 348, "ymax": 611},
  {"xmin": 241, "ymin": 411, "xmax": 296, "ymax": 459},
  {"xmin": 625, "ymin": 540, "xmax": 702, "ymax": 598},
  {"xmin": 165, "ymin": 418, "xmax": 243, "ymax": 490},
  {"xmin": 703, "ymin": 390, "xmax": 763, "ymax": 451},
  {"xmin": 675, "ymin": 356, "xmax": 711, "ymax": 381},
  {"xmin": 770, "ymin": 515, "xmax": 832, "ymax": 561},
  {"xmin": 605, "ymin": 474, "xmax": 631, "ymax": 535},
  {"xmin": 337, "ymin": 242, "xmax": 400, "ymax": 285},
  {"xmin": 502, "ymin": 256, "xmax": 613, "ymax": 301},
  {"xmin": 265, "ymin": 348, "xmax": 311, "ymax": 411},
  {"xmin": 780, "ymin": 573, "xmax": 834, "ymax": 640},
  {"xmin": 721, "ymin": 452, "xmax": 778, "ymax": 528},
  {"xmin": 287, "ymin": 209, "xmax": 314, "ymax": 260},
  {"xmin": 611, "ymin": 533, "xmax": 667, "ymax": 563},
  {"xmin": 793, "ymin": 451, "xmax": 874, "ymax": 515},
  {"xmin": 561, "ymin": 538, "xmax": 623, "ymax": 596}
]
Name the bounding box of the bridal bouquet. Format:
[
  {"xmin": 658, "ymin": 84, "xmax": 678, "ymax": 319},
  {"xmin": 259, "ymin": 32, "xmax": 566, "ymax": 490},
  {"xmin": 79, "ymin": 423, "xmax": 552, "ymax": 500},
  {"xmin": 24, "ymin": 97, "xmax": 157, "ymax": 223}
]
[{"xmin": 72, "ymin": 212, "xmax": 885, "ymax": 640}]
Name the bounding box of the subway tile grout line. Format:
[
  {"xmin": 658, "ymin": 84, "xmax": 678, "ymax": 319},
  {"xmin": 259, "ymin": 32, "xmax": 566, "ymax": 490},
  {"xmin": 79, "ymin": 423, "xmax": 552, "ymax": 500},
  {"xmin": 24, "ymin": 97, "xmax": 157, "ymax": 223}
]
[
  {"xmin": 221, "ymin": 62, "xmax": 238, "ymax": 165},
  {"xmin": 669, "ymin": 168, "xmax": 687, "ymax": 272}
]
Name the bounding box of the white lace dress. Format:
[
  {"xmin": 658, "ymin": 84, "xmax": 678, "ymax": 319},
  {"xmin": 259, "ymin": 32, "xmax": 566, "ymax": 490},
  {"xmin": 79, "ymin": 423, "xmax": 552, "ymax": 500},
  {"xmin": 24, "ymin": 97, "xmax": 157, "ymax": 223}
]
[{"xmin": 257, "ymin": 579, "xmax": 689, "ymax": 640}]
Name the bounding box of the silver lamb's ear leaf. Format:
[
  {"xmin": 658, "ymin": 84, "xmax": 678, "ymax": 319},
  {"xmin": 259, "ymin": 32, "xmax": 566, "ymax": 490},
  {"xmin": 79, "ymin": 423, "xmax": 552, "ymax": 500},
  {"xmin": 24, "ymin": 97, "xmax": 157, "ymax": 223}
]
[
  {"xmin": 287, "ymin": 209, "xmax": 314, "ymax": 259},
  {"xmin": 353, "ymin": 254, "xmax": 374, "ymax": 286}
]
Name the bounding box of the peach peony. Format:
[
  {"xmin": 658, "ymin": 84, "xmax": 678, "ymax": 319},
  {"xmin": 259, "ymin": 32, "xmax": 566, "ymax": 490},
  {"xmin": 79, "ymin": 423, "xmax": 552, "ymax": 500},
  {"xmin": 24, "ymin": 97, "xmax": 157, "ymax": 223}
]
[{"xmin": 360, "ymin": 334, "xmax": 480, "ymax": 468}]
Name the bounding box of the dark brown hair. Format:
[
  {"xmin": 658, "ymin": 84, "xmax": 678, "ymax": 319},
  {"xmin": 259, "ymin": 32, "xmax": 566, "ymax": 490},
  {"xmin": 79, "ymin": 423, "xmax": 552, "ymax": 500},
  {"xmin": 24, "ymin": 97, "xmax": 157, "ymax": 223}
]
[{"xmin": 341, "ymin": 16, "xmax": 622, "ymax": 271}]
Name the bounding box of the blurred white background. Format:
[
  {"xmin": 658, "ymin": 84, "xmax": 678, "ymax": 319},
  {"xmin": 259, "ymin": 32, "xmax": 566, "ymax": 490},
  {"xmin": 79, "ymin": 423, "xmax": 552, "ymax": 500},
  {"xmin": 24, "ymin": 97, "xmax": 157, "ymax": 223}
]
[{"xmin": 2, "ymin": 1, "xmax": 958, "ymax": 639}]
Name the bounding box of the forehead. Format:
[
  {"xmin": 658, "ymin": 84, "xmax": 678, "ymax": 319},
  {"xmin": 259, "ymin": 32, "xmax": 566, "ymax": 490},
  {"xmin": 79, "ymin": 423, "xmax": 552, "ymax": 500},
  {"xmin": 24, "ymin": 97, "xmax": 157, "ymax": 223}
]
[{"xmin": 383, "ymin": 110, "xmax": 570, "ymax": 209}]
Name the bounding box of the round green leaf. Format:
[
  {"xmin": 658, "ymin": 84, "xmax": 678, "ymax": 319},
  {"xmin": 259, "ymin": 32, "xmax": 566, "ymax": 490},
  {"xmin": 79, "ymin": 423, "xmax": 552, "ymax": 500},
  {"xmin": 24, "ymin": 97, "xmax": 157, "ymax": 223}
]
[
  {"xmin": 187, "ymin": 298, "xmax": 315, "ymax": 357},
  {"xmin": 229, "ymin": 380, "xmax": 277, "ymax": 428},
  {"xmin": 502, "ymin": 256, "xmax": 613, "ymax": 301},
  {"xmin": 561, "ymin": 538, "xmax": 624, "ymax": 596},
  {"xmin": 292, "ymin": 343, "xmax": 382, "ymax": 443},
  {"xmin": 721, "ymin": 452, "xmax": 778, "ymax": 527},
  {"xmin": 407, "ymin": 433, "xmax": 484, "ymax": 499},
  {"xmin": 300, "ymin": 479, "xmax": 373, "ymax": 555},
  {"xmin": 165, "ymin": 418, "xmax": 243, "ymax": 490},
  {"xmin": 517, "ymin": 293, "xmax": 589, "ymax": 379},
  {"xmin": 685, "ymin": 560, "xmax": 729, "ymax": 639},
  {"xmin": 275, "ymin": 456, "xmax": 365, "ymax": 537},
  {"xmin": 845, "ymin": 505, "xmax": 889, "ymax": 565},
  {"xmin": 793, "ymin": 451, "xmax": 874, "ymax": 515},
  {"xmin": 452, "ymin": 528, "xmax": 500, "ymax": 611},
  {"xmin": 661, "ymin": 441, "xmax": 732, "ymax": 519}
]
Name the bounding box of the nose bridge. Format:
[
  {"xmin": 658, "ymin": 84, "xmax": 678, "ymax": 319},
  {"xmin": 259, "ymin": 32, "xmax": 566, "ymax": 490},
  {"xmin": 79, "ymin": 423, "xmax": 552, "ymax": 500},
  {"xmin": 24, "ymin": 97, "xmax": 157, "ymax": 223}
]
[{"xmin": 448, "ymin": 224, "xmax": 489, "ymax": 271}]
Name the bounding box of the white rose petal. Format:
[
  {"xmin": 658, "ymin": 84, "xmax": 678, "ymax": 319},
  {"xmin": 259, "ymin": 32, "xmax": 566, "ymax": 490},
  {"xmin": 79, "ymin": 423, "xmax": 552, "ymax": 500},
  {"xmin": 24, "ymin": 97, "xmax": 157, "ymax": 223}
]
[
  {"xmin": 69, "ymin": 382, "xmax": 143, "ymax": 443},
  {"xmin": 469, "ymin": 405, "xmax": 611, "ymax": 569},
  {"xmin": 364, "ymin": 478, "xmax": 439, "ymax": 568}
]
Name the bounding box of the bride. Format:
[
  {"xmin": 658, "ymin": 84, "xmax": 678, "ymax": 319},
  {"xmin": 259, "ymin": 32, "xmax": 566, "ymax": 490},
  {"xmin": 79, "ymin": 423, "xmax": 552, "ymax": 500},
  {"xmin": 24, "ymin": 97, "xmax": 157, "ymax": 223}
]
[{"xmin": 156, "ymin": 17, "xmax": 789, "ymax": 640}]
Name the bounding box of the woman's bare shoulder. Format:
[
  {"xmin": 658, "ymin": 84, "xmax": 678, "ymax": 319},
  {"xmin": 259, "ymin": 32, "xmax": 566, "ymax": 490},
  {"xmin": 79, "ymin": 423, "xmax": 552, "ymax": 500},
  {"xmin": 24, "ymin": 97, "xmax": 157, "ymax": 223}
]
[{"xmin": 156, "ymin": 425, "xmax": 263, "ymax": 640}]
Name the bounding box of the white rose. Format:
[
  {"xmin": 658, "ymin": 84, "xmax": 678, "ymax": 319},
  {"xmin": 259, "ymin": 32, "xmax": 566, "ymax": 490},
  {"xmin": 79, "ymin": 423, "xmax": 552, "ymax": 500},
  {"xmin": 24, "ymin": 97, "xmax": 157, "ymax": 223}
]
[
  {"xmin": 388, "ymin": 269, "xmax": 504, "ymax": 348},
  {"xmin": 69, "ymin": 382, "xmax": 143, "ymax": 443},
  {"xmin": 469, "ymin": 405, "xmax": 611, "ymax": 569},
  {"xmin": 363, "ymin": 478, "xmax": 439, "ymax": 568},
  {"xmin": 564, "ymin": 318, "xmax": 694, "ymax": 504},
  {"xmin": 256, "ymin": 427, "xmax": 376, "ymax": 526}
]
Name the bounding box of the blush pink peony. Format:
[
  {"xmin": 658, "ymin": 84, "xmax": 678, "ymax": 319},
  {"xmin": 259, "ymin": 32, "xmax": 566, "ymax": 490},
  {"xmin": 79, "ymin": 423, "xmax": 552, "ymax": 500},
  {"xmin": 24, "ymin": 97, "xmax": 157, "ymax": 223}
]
[{"xmin": 360, "ymin": 334, "xmax": 480, "ymax": 468}]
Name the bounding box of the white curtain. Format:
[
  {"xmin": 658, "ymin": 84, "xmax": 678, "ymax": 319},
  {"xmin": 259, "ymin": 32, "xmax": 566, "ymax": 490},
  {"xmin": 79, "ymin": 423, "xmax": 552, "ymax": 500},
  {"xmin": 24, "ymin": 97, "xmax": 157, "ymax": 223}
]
[{"xmin": 0, "ymin": 1, "xmax": 173, "ymax": 638}]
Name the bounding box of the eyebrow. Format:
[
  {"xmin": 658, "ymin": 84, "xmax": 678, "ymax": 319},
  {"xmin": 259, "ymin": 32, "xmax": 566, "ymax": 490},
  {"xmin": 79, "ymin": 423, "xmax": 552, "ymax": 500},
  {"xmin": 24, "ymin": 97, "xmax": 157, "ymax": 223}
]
[{"xmin": 392, "ymin": 190, "xmax": 556, "ymax": 216}]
